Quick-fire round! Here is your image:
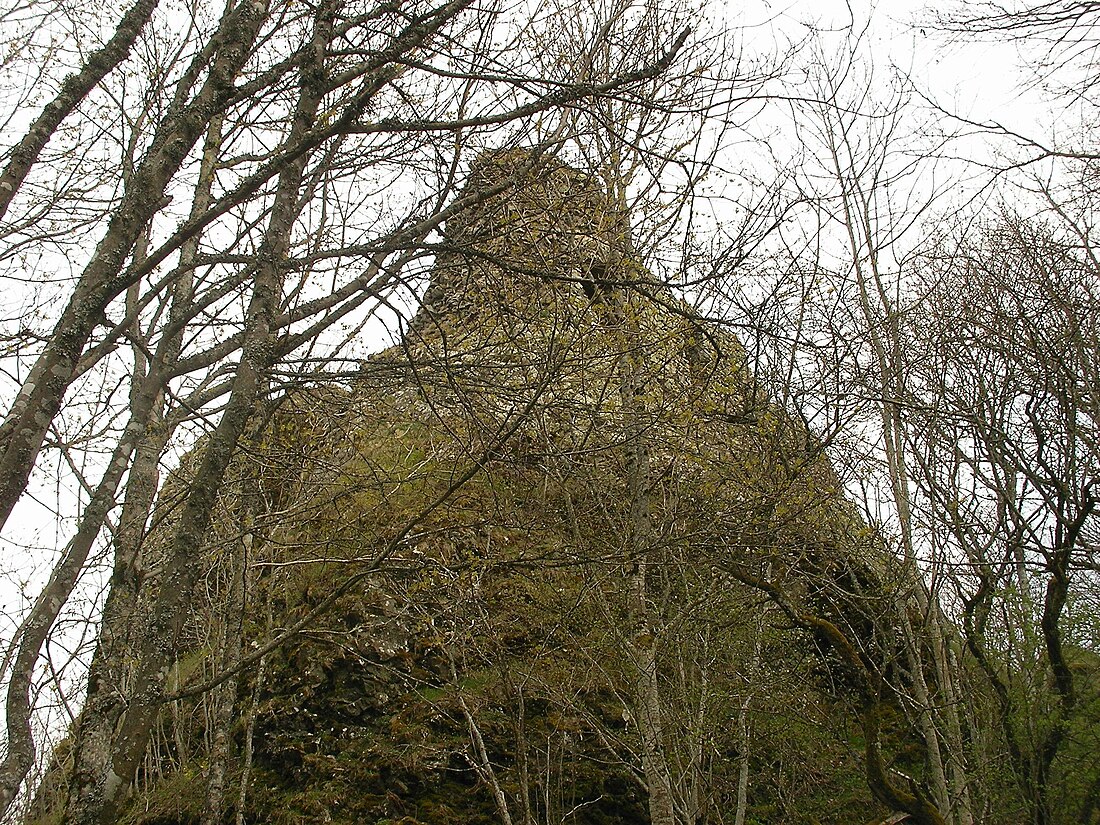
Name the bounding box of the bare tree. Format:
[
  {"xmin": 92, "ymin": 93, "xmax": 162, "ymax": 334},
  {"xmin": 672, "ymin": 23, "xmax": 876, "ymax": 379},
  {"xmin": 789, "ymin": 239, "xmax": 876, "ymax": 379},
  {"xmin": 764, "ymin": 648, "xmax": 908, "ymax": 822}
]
[
  {"xmin": 906, "ymin": 213, "xmax": 1100, "ymax": 825},
  {"xmin": 0, "ymin": 0, "xmax": 700, "ymax": 817},
  {"xmin": 0, "ymin": 0, "xmax": 161, "ymax": 222},
  {"xmin": 706, "ymin": 24, "xmax": 978, "ymax": 823},
  {"xmin": 930, "ymin": 1, "xmax": 1100, "ymax": 95}
]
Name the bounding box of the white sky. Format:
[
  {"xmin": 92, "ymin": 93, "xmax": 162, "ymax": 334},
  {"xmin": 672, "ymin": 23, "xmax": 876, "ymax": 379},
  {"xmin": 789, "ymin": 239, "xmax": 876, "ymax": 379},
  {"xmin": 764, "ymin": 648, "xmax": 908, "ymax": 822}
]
[{"xmin": 757, "ymin": 0, "xmax": 1058, "ymax": 139}]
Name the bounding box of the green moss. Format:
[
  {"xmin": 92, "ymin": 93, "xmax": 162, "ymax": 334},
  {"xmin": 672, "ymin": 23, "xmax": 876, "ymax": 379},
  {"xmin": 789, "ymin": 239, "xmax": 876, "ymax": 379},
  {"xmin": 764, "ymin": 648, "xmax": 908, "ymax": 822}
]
[
  {"xmin": 118, "ymin": 764, "xmax": 206, "ymax": 825},
  {"xmin": 110, "ymin": 152, "xmax": 918, "ymax": 825}
]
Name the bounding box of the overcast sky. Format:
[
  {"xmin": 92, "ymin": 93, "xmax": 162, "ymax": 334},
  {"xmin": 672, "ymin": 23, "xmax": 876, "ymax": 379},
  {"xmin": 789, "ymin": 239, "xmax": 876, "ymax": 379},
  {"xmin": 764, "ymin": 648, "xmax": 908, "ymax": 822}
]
[{"xmin": 752, "ymin": 0, "xmax": 1058, "ymax": 139}]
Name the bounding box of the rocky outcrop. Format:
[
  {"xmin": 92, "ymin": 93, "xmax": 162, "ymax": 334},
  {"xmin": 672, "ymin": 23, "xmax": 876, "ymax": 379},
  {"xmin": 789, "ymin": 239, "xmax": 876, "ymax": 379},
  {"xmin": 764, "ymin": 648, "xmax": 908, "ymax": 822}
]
[{"xmin": 37, "ymin": 150, "xmax": 919, "ymax": 825}]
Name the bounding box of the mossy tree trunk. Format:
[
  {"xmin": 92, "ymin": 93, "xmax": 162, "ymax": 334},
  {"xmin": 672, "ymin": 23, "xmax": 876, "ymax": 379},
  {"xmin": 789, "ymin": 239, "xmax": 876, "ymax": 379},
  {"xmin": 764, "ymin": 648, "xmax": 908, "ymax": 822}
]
[
  {"xmin": 62, "ymin": 2, "xmax": 333, "ymax": 817},
  {"xmin": 0, "ymin": 0, "xmax": 268, "ymax": 534},
  {"xmin": 607, "ymin": 284, "xmax": 678, "ymax": 825},
  {"xmin": 63, "ymin": 109, "xmax": 227, "ymax": 825},
  {"xmin": 724, "ymin": 563, "xmax": 948, "ymax": 825},
  {"xmin": 200, "ymin": 454, "xmax": 260, "ymax": 825}
]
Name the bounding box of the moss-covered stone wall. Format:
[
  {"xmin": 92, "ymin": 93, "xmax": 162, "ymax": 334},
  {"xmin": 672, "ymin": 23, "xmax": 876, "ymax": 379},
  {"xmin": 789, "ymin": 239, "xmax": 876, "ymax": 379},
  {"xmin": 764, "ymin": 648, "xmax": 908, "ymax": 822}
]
[{"xmin": 67, "ymin": 151, "xmax": 917, "ymax": 825}]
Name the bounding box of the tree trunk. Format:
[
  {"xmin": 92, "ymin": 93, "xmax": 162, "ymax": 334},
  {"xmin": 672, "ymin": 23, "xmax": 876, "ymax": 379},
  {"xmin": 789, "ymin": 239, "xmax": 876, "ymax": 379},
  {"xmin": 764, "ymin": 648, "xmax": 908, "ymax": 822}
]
[
  {"xmin": 234, "ymin": 648, "xmax": 267, "ymax": 825},
  {"xmin": 733, "ymin": 606, "xmax": 765, "ymax": 825},
  {"xmin": 64, "ymin": 112, "xmax": 226, "ymax": 825},
  {"xmin": 63, "ymin": 9, "xmax": 333, "ymax": 821},
  {"xmin": 201, "ymin": 466, "xmax": 256, "ymax": 825},
  {"xmin": 0, "ymin": 401, "xmax": 151, "ymax": 816},
  {"xmin": 607, "ymin": 280, "xmax": 677, "ymax": 825}
]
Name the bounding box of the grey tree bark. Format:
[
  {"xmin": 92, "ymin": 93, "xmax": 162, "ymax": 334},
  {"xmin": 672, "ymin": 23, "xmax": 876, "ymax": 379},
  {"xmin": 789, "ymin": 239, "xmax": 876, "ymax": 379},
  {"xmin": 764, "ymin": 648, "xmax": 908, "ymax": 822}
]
[
  {"xmin": 199, "ymin": 466, "xmax": 256, "ymax": 825},
  {"xmin": 606, "ymin": 283, "xmax": 678, "ymax": 825},
  {"xmin": 61, "ymin": 4, "xmax": 333, "ymax": 818}
]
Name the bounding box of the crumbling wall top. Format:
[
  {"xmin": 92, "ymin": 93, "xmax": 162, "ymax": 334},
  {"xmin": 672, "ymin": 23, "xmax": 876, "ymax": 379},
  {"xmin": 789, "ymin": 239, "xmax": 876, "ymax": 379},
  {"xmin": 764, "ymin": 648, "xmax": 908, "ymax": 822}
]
[{"xmin": 443, "ymin": 148, "xmax": 629, "ymax": 272}]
